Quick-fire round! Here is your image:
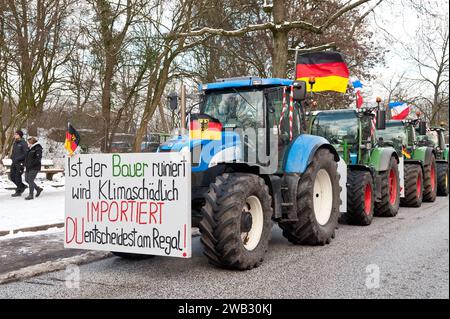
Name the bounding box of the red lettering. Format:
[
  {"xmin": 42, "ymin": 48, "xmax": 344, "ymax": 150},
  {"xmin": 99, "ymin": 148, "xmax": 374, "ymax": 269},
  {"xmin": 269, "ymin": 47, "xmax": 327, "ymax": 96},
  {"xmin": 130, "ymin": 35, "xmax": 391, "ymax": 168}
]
[
  {"xmin": 138, "ymin": 201, "xmax": 146, "ymax": 225},
  {"xmin": 65, "ymin": 217, "xmax": 84, "ymax": 245},
  {"xmin": 109, "ymin": 201, "xmax": 119, "ymax": 222},
  {"xmin": 149, "ymin": 202, "xmax": 158, "ymax": 224},
  {"xmin": 120, "ymin": 201, "xmax": 129, "ymax": 222},
  {"xmin": 100, "ymin": 200, "xmax": 109, "ymax": 222},
  {"xmin": 157, "ymin": 202, "xmax": 164, "ymax": 224}
]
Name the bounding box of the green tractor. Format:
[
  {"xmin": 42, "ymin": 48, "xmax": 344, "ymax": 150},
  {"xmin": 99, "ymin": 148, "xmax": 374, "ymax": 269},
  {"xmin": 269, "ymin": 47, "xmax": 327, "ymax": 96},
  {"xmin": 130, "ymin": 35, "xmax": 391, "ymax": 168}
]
[
  {"xmin": 416, "ymin": 126, "xmax": 449, "ymax": 196},
  {"xmin": 376, "ymin": 119, "xmax": 437, "ymax": 206},
  {"xmin": 309, "ymin": 108, "xmax": 401, "ymax": 226}
]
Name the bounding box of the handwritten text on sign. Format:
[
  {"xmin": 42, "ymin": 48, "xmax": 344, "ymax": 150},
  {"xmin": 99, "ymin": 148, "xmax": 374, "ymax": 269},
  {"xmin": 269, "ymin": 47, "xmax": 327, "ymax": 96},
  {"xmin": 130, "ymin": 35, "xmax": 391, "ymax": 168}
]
[{"xmin": 64, "ymin": 153, "xmax": 191, "ymax": 258}]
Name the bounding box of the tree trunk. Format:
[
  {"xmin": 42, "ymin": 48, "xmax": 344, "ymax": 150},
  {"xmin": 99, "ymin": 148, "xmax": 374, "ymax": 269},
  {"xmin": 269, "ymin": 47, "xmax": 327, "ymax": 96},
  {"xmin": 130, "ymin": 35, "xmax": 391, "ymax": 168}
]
[
  {"xmin": 271, "ymin": 0, "xmax": 288, "ymax": 78},
  {"xmin": 101, "ymin": 56, "xmax": 114, "ymax": 152},
  {"xmin": 272, "ymin": 30, "xmax": 289, "ymax": 78}
]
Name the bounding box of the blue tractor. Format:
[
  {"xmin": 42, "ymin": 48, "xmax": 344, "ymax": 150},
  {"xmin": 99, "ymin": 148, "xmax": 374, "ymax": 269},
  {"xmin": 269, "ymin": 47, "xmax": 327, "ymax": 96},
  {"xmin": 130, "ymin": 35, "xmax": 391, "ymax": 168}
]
[{"xmin": 157, "ymin": 77, "xmax": 342, "ymax": 270}]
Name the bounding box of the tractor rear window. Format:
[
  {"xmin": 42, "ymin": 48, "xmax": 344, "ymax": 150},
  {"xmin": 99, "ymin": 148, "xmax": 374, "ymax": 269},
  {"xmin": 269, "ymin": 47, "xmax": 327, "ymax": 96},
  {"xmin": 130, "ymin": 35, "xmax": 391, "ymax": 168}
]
[
  {"xmin": 311, "ymin": 111, "xmax": 359, "ymax": 145},
  {"xmin": 202, "ymin": 89, "xmax": 264, "ymax": 130},
  {"xmin": 377, "ymin": 124, "xmax": 407, "ymax": 149}
]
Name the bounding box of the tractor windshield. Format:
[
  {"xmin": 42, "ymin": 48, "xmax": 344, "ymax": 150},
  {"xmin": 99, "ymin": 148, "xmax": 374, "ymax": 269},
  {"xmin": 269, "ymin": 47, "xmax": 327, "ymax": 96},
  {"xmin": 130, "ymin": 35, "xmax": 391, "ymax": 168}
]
[
  {"xmin": 377, "ymin": 123, "xmax": 406, "ymax": 150},
  {"xmin": 201, "ymin": 89, "xmax": 264, "ymax": 130},
  {"xmin": 311, "ymin": 111, "xmax": 359, "ymax": 145}
]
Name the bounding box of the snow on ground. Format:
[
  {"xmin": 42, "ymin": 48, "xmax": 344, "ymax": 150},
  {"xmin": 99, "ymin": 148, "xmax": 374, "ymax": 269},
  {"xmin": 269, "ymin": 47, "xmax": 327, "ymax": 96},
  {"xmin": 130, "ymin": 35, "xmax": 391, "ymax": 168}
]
[
  {"xmin": 0, "ymin": 227, "xmax": 63, "ymax": 241},
  {"xmin": 0, "ymin": 173, "xmax": 65, "ymax": 231}
]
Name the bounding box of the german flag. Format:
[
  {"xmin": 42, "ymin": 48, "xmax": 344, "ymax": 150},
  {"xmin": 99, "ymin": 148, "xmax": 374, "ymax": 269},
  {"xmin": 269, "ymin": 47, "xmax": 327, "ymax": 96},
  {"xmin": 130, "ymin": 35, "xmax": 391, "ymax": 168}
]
[
  {"xmin": 402, "ymin": 145, "xmax": 412, "ymax": 159},
  {"xmin": 296, "ymin": 51, "xmax": 350, "ymax": 93},
  {"xmin": 189, "ymin": 115, "xmax": 222, "ymax": 140},
  {"xmin": 65, "ymin": 123, "xmax": 81, "ymax": 156}
]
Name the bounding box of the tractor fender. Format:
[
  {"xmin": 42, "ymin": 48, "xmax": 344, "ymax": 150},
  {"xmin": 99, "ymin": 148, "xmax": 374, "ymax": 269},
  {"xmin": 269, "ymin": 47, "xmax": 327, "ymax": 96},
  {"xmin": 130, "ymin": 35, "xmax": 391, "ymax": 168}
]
[
  {"xmin": 284, "ymin": 134, "xmax": 339, "ymax": 174},
  {"xmin": 413, "ymin": 147, "xmax": 436, "ymax": 166},
  {"xmin": 370, "ymin": 147, "xmax": 399, "ymax": 172}
]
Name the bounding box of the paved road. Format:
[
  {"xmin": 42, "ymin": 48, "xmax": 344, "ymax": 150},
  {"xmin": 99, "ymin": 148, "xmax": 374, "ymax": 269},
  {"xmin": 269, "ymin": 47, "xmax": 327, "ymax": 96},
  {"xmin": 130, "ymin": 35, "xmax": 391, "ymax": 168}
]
[
  {"xmin": 0, "ymin": 231, "xmax": 87, "ymax": 275},
  {"xmin": 0, "ymin": 197, "xmax": 448, "ymax": 299}
]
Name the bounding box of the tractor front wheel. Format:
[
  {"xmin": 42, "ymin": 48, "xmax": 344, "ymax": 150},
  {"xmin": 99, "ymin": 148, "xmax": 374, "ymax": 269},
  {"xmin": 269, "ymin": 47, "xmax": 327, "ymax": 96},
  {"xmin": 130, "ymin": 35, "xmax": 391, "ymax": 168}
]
[
  {"xmin": 346, "ymin": 170, "xmax": 374, "ymax": 226},
  {"xmin": 374, "ymin": 157, "xmax": 400, "ymax": 217},
  {"xmin": 199, "ymin": 173, "xmax": 273, "ymax": 270},
  {"xmin": 423, "ymin": 154, "xmax": 437, "ymax": 202},
  {"xmin": 436, "ymin": 162, "xmax": 449, "ymax": 196},
  {"xmin": 279, "ymin": 148, "xmax": 341, "ymax": 245},
  {"xmin": 400, "ymin": 164, "xmax": 423, "ymax": 207}
]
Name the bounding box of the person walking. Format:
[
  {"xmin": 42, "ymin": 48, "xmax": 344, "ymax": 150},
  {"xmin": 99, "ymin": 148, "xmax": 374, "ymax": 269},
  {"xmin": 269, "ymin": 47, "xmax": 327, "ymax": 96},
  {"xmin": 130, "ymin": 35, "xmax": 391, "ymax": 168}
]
[
  {"xmin": 10, "ymin": 130, "xmax": 28, "ymax": 197},
  {"xmin": 24, "ymin": 136, "xmax": 43, "ymax": 200}
]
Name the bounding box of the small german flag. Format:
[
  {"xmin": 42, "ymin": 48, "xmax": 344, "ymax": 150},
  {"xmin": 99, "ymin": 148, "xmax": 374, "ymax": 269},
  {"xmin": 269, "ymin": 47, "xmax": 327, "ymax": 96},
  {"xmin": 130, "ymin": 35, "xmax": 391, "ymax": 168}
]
[
  {"xmin": 402, "ymin": 145, "xmax": 412, "ymax": 159},
  {"xmin": 296, "ymin": 51, "xmax": 350, "ymax": 93},
  {"xmin": 65, "ymin": 123, "xmax": 81, "ymax": 156},
  {"xmin": 189, "ymin": 115, "xmax": 222, "ymax": 140}
]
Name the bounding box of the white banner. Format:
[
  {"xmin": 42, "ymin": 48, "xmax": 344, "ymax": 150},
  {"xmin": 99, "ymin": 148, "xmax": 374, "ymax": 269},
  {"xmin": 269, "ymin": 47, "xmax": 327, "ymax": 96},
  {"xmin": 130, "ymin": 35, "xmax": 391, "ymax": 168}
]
[{"xmin": 64, "ymin": 153, "xmax": 191, "ymax": 258}]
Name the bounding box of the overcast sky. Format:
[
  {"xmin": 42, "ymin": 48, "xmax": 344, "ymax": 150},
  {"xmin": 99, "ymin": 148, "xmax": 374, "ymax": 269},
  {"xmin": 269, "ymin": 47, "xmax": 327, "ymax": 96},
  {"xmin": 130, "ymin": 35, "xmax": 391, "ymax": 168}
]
[{"xmin": 365, "ymin": 0, "xmax": 449, "ymax": 103}]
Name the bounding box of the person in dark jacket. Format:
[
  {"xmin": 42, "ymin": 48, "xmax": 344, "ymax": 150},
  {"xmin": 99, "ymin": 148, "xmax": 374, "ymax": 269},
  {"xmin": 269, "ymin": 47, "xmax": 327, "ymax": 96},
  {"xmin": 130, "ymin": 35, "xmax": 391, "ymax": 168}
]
[
  {"xmin": 24, "ymin": 136, "xmax": 43, "ymax": 200},
  {"xmin": 10, "ymin": 130, "xmax": 29, "ymax": 196}
]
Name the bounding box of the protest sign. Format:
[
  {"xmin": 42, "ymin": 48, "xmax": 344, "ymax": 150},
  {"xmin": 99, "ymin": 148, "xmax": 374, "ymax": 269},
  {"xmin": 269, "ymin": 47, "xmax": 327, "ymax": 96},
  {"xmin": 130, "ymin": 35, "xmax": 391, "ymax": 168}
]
[{"xmin": 64, "ymin": 152, "xmax": 191, "ymax": 258}]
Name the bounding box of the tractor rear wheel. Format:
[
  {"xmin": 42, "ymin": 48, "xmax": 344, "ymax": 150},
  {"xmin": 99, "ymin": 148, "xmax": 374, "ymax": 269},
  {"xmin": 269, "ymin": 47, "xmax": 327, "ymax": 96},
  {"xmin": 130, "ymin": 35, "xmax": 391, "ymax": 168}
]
[
  {"xmin": 374, "ymin": 157, "xmax": 400, "ymax": 217},
  {"xmin": 199, "ymin": 173, "xmax": 273, "ymax": 270},
  {"xmin": 400, "ymin": 164, "xmax": 423, "ymax": 207},
  {"xmin": 436, "ymin": 162, "xmax": 449, "ymax": 196},
  {"xmin": 279, "ymin": 148, "xmax": 341, "ymax": 245},
  {"xmin": 346, "ymin": 170, "xmax": 374, "ymax": 226},
  {"xmin": 423, "ymin": 154, "xmax": 437, "ymax": 202}
]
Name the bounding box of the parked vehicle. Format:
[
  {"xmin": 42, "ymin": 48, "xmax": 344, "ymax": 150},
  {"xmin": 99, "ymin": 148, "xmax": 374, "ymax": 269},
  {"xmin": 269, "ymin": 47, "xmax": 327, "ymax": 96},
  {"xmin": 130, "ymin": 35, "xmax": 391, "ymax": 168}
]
[
  {"xmin": 113, "ymin": 77, "xmax": 342, "ymax": 270},
  {"xmin": 377, "ymin": 120, "xmax": 437, "ymax": 204},
  {"xmin": 309, "ymin": 108, "xmax": 401, "ymax": 226},
  {"xmin": 416, "ymin": 126, "xmax": 449, "ymax": 196}
]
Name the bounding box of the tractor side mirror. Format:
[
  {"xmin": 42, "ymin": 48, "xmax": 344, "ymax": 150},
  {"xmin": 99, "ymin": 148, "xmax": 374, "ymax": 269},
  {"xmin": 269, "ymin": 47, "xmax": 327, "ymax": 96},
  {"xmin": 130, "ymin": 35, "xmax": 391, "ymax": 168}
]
[
  {"xmin": 418, "ymin": 121, "xmax": 427, "ymax": 135},
  {"xmin": 376, "ymin": 109, "xmax": 386, "ymax": 130},
  {"xmin": 292, "ymin": 80, "xmax": 307, "ymax": 101},
  {"xmin": 168, "ymin": 93, "xmax": 178, "ymax": 111}
]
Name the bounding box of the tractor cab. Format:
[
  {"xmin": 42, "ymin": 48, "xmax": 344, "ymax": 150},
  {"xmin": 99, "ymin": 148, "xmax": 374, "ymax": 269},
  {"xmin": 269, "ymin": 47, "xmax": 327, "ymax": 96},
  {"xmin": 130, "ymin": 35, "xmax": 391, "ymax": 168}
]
[
  {"xmin": 376, "ymin": 120, "xmax": 412, "ymax": 155},
  {"xmin": 309, "ymin": 109, "xmax": 374, "ymax": 165},
  {"xmin": 159, "ymin": 77, "xmax": 309, "ymax": 174}
]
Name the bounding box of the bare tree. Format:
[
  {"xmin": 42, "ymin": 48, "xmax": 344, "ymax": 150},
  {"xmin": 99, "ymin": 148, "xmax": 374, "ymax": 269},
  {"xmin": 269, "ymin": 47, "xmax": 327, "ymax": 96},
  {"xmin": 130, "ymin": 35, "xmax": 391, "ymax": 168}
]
[
  {"xmin": 179, "ymin": 0, "xmax": 377, "ymax": 77},
  {"xmin": 0, "ymin": 0, "xmax": 75, "ymax": 158},
  {"xmin": 406, "ymin": 16, "xmax": 449, "ymax": 125}
]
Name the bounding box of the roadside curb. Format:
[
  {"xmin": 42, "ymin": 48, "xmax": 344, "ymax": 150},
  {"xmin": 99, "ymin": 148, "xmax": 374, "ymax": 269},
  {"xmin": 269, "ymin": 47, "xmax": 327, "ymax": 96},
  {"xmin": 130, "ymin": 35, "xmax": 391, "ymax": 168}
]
[
  {"xmin": 0, "ymin": 222, "xmax": 65, "ymax": 238},
  {"xmin": 0, "ymin": 224, "xmax": 201, "ymax": 238},
  {"xmin": 0, "ymin": 251, "xmax": 112, "ymax": 285}
]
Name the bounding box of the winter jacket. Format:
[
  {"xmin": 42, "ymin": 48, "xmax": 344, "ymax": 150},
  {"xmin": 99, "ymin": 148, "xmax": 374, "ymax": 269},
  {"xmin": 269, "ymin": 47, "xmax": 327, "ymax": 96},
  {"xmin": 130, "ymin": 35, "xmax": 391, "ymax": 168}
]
[
  {"xmin": 11, "ymin": 139, "xmax": 28, "ymax": 164},
  {"xmin": 24, "ymin": 142, "xmax": 43, "ymax": 171}
]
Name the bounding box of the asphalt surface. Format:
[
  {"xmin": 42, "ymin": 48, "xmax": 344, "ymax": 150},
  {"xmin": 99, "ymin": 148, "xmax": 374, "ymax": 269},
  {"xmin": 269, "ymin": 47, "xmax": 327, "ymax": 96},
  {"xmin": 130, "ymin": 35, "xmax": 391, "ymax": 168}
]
[
  {"xmin": 0, "ymin": 197, "xmax": 448, "ymax": 299},
  {"xmin": 0, "ymin": 232, "xmax": 88, "ymax": 275}
]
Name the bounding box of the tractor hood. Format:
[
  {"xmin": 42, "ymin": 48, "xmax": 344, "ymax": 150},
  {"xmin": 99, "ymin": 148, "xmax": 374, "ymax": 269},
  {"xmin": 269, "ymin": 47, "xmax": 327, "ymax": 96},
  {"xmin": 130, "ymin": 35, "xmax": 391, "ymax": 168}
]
[{"xmin": 158, "ymin": 131, "xmax": 242, "ymax": 172}]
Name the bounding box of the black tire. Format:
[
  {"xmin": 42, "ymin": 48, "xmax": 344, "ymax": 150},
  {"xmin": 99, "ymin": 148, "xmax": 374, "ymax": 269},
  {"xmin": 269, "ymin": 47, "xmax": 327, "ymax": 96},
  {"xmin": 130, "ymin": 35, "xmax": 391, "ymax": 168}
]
[
  {"xmin": 111, "ymin": 252, "xmax": 154, "ymax": 260},
  {"xmin": 423, "ymin": 154, "xmax": 437, "ymax": 202},
  {"xmin": 374, "ymin": 157, "xmax": 400, "ymax": 217},
  {"xmin": 346, "ymin": 170, "xmax": 374, "ymax": 226},
  {"xmin": 199, "ymin": 173, "xmax": 273, "ymax": 270},
  {"xmin": 400, "ymin": 164, "xmax": 423, "ymax": 207},
  {"xmin": 279, "ymin": 148, "xmax": 341, "ymax": 245},
  {"xmin": 436, "ymin": 162, "xmax": 449, "ymax": 196}
]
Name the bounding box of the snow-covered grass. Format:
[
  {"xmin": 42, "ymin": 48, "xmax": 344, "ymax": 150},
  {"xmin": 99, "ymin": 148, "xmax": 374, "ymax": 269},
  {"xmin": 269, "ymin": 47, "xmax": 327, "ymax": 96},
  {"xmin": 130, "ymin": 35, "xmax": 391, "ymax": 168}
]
[
  {"xmin": 0, "ymin": 227, "xmax": 63, "ymax": 241},
  {"xmin": 0, "ymin": 173, "xmax": 65, "ymax": 232}
]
